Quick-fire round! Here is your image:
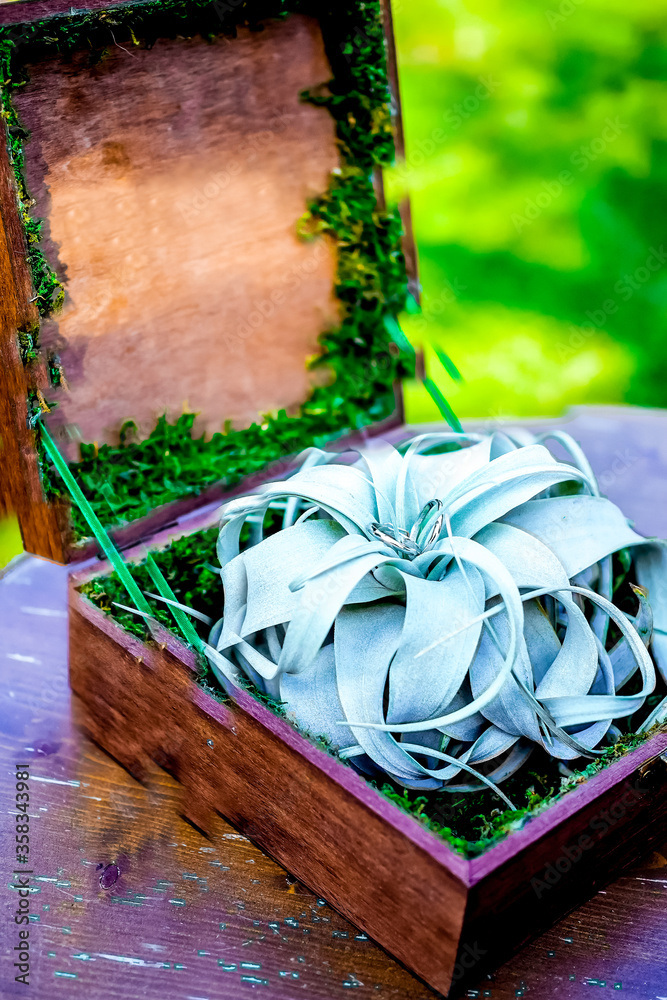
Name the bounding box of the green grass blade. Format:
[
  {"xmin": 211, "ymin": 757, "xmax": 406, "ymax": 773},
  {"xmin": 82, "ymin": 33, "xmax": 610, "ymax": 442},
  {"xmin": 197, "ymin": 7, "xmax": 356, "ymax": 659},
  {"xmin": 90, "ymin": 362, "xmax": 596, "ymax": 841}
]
[
  {"xmin": 143, "ymin": 552, "xmax": 206, "ymax": 654},
  {"xmin": 434, "ymin": 345, "xmax": 463, "ymax": 383},
  {"xmin": 422, "ymin": 377, "xmax": 464, "ymax": 432},
  {"xmin": 383, "ymin": 314, "xmax": 416, "ymax": 359},
  {"xmin": 405, "ymin": 293, "xmax": 421, "ymax": 315},
  {"xmin": 40, "ymin": 424, "xmax": 152, "ymax": 616}
]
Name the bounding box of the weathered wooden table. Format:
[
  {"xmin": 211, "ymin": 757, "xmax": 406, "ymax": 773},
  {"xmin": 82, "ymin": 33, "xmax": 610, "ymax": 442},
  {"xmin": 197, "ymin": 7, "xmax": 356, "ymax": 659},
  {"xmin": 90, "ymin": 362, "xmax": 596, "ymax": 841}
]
[{"xmin": 2, "ymin": 406, "xmax": 667, "ymax": 999}]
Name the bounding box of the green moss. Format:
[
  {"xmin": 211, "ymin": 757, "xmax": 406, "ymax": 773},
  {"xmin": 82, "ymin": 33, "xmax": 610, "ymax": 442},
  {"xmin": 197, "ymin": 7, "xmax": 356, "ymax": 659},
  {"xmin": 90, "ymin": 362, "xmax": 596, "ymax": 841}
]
[
  {"xmin": 0, "ymin": 0, "xmax": 411, "ymax": 540},
  {"xmin": 0, "ymin": 68, "xmax": 64, "ymax": 317},
  {"xmin": 375, "ymin": 728, "xmax": 657, "ymax": 858},
  {"xmin": 79, "ymin": 519, "xmax": 351, "ymax": 759},
  {"xmin": 80, "ymin": 525, "xmax": 220, "ymax": 640}
]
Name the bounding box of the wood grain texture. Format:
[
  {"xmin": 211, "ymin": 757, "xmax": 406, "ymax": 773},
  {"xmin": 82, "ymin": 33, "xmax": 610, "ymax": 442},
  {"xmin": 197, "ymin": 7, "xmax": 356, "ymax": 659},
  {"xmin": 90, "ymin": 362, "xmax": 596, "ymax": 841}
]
[
  {"xmin": 14, "ymin": 17, "xmax": 339, "ymax": 450},
  {"xmin": 0, "ymin": 0, "xmax": 135, "ymax": 26}
]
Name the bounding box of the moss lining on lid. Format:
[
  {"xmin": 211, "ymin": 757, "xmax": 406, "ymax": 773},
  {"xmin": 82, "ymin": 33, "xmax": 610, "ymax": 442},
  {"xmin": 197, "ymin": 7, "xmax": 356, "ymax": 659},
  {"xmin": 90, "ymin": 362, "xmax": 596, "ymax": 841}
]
[{"xmin": 0, "ymin": 0, "xmax": 411, "ymax": 539}]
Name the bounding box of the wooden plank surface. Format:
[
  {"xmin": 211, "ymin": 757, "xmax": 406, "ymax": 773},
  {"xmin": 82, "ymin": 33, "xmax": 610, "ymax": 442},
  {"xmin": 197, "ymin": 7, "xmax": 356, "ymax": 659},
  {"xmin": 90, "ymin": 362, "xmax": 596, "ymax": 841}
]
[{"xmin": 2, "ymin": 405, "xmax": 667, "ymax": 998}]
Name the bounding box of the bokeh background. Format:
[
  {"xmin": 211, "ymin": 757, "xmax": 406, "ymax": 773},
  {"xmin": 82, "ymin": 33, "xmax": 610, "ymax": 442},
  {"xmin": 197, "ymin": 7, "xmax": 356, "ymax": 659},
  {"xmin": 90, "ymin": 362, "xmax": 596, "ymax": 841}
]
[
  {"xmin": 2, "ymin": 0, "xmax": 665, "ymax": 566},
  {"xmin": 394, "ymin": 0, "xmax": 667, "ymax": 423},
  {"xmin": 0, "ymin": 513, "xmax": 22, "ymax": 569}
]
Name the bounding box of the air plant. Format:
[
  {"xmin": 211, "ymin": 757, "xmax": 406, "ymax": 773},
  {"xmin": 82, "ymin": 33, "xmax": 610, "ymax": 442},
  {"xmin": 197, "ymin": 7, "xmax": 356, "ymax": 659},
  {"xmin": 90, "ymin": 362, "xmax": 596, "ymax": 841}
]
[{"xmin": 203, "ymin": 430, "xmax": 667, "ymax": 807}]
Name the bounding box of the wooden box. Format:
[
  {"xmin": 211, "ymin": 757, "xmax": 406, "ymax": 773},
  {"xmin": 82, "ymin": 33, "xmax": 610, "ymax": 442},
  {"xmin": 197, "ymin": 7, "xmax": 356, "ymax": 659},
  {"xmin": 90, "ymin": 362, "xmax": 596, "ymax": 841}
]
[
  {"xmin": 65, "ymin": 438, "xmax": 667, "ymax": 997},
  {"xmin": 2, "ymin": 2, "xmax": 667, "ymax": 996}
]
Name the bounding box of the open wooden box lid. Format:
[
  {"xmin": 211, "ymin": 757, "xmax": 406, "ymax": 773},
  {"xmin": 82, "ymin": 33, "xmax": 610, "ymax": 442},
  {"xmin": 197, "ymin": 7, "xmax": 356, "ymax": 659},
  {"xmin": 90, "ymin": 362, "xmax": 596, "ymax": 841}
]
[{"xmin": 0, "ymin": 0, "xmax": 415, "ymax": 564}]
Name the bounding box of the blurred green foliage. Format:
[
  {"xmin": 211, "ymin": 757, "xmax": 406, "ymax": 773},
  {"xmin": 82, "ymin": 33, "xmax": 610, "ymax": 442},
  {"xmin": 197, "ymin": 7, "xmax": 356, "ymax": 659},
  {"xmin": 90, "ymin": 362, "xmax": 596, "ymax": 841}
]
[
  {"xmin": 391, "ymin": 0, "xmax": 667, "ymax": 421},
  {"xmin": 0, "ymin": 516, "xmax": 23, "ymax": 570}
]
